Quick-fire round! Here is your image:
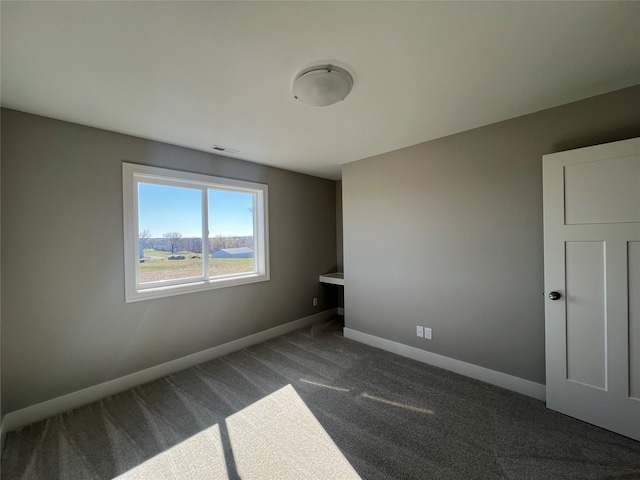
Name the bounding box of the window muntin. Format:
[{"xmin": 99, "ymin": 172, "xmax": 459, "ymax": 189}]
[{"xmin": 123, "ymin": 163, "xmax": 269, "ymax": 302}]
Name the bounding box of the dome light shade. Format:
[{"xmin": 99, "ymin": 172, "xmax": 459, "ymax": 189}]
[{"xmin": 293, "ymin": 65, "xmax": 353, "ymax": 107}]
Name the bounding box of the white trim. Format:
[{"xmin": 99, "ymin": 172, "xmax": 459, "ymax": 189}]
[
  {"xmin": 343, "ymin": 328, "xmax": 546, "ymax": 401},
  {"xmin": 3, "ymin": 309, "xmax": 338, "ymax": 434}
]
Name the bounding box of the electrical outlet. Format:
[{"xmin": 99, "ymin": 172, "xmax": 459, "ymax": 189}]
[
  {"xmin": 416, "ymin": 325, "xmax": 424, "ymax": 338},
  {"xmin": 424, "ymin": 327, "xmax": 432, "ymax": 340},
  {"xmin": 312, "ymin": 297, "xmax": 318, "ymax": 307}
]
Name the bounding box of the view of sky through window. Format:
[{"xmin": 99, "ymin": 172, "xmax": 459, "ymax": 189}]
[
  {"xmin": 138, "ymin": 183, "xmax": 254, "ymax": 238},
  {"xmin": 208, "ymin": 189, "xmax": 254, "ymax": 237}
]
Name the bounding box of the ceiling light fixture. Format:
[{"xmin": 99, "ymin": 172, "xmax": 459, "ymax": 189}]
[{"xmin": 293, "ymin": 65, "xmax": 353, "ymax": 107}]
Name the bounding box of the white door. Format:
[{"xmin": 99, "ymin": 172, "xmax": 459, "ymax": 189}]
[{"xmin": 543, "ymin": 137, "xmax": 640, "ymax": 441}]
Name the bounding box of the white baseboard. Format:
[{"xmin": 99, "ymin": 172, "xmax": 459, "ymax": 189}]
[
  {"xmin": 343, "ymin": 328, "xmax": 546, "ymax": 401},
  {"xmin": 2, "ymin": 309, "xmax": 337, "ymax": 435}
]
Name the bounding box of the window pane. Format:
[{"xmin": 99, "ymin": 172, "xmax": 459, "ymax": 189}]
[
  {"xmin": 138, "ymin": 183, "xmax": 203, "ymax": 284},
  {"xmin": 208, "ymin": 189, "xmax": 255, "ymax": 277}
]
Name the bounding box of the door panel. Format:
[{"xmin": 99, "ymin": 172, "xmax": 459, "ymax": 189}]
[
  {"xmin": 630, "ymin": 241, "xmax": 640, "ymax": 400},
  {"xmin": 543, "ymin": 137, "xmax": 640, "ymax": 441},
  {"xmin": 564, "ymin": 155, "xmax": 640, "ymax": 224},
  {"xmin": 565, "ymin": 241, "xmax": 606, "ymax": 389}
]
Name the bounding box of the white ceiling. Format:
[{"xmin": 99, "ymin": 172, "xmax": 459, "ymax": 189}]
[{"xmin": 2, "ymin": 1, "xmax": 639, "ymax": 180}]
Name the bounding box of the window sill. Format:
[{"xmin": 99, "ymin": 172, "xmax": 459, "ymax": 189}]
[{"xmin": 126, "ymin": 273, "xmax": 269, "ymax": 303}]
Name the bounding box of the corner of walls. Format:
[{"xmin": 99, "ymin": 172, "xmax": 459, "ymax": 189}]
[
  {"xmin": 335, "ymin": 180, "xmax": 344, "ymax": 312},
  {"xmin": 336, "ymin": 179, "xmax": 343, "ymax": 272}
]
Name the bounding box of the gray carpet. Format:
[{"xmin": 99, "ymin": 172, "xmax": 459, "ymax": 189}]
[{"xmin": 2, "ymin": 317, "xmax": 640, "ymax": 479}]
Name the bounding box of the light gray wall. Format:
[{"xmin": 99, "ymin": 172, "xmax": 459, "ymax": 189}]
[
  {"xmin": 342, "ymin": 85, "xmax": 640, "ymax": 384},
  {"xmin": 1, "ymin": 109, "xmax": 337, "ymax": 413}
]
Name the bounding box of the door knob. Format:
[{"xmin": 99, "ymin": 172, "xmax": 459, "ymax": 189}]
[{"xmin": 549, "ymin": 291, "xmax": 562, "ymax": 301}]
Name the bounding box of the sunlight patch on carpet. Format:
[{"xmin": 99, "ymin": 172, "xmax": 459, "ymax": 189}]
[
  {"xmin": 114, "ymin": 424, "xmax": 228, "ymax": 479},
  {"xmin": 226, "ymin": 384, "xmax": 361, "ymax": 480},
  {"xmin": 361, "ymin": 392, "xmax": 434, "ymax": 415},
  {"xmin": 299, "ymin": 378, "xmax": 351, "ymax": 392}
]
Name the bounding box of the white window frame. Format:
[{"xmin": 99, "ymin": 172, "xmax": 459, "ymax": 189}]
[{"xmin": 123, "ymin": 162, "xmax": 269, "ymax": 302}]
